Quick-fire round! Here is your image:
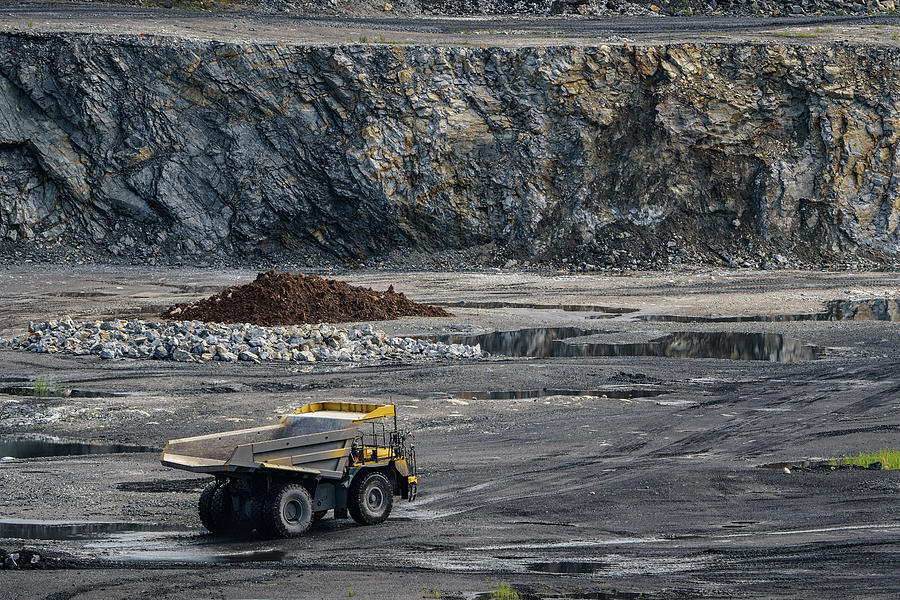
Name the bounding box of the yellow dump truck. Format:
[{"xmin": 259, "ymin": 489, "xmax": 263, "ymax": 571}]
[{"xmin": 160, "ymin": 401, "xmax": 417, "ymax": 537}]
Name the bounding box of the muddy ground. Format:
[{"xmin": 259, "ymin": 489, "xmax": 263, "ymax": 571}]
[{"xmin": 1, "ymin": 267, "xmax": 899, "ymax": 599}]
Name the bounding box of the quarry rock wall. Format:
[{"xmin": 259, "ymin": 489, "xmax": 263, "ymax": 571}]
[{"xmin": 1, "ymin": 33, "xmax": 899, "ymax": 266}]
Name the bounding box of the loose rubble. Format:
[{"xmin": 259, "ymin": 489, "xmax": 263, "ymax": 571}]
[
  {"xmin": 0, "ymin": 548, "xmax": 43, "ymax": 570},
  {"xmin": 0, "ymin": 317, "xmax": 483, "ymax": 363}
]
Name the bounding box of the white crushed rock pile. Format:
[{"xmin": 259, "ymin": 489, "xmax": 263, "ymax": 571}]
[{"xmin": 0, "ymin": 317, "xmax": 483, "ymax": 363}]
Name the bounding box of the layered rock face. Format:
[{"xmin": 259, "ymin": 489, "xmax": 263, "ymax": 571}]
[{"xmin": 1, "ymin": 33, "xmax": 899, "ymax": 266}]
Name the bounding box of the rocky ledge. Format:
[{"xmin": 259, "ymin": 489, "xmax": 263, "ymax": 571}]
[{"xmin": 0, "ymin": 318, "xmax": 484, "ymax": 363}]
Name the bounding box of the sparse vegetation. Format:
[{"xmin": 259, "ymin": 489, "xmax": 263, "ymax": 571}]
[
  {"xmin": 490, "ymin": 583, "xmax": 519, "ymax": 600},
  {"xmin": 422, "ymin": 588, "xmax": 443, "ymax": 599},
  {"xmin": 769, "ymin": 31, "xmax": 819, "ymax": 38},
  {"xmin": 831, "ymin": 449, "xmax": 900, "ymax": 470},
  {"xmin": 6, "ymin": 377, "xmax": 67, "ymax": 398},
  {"xmin": 27, "ymin": 19, "xmax": 34, "ymax": 28},
  {"xmin": 144, "ymin": 0, "xmax": 215, "ymax": 10},
  {"xmin": 348, "ymin": 588, "xmax": 356, "ymax": 598}
]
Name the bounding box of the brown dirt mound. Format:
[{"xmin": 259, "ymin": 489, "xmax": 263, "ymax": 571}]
[{"xmin": 162, "ymin": 271, "xmax": 452, "ymax": 326}]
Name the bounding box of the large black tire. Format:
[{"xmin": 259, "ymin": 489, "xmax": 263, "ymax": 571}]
[
  {"xmin": 264, "ymin": 483, "xmax": 313, "ymax": 538},
  {"xmin": 348, "ymin": 471, "xmax": 393, "ymax": 526},
  {"xmin": 198, "ymin": 480, "xmax": 231, "ymax": 534},
  {"xmin": 198, "ymin": 480, "xmax": 220, "ymax": 533}
]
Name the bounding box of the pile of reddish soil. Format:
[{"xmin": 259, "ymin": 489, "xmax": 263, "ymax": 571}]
[{"xmin": 162, "ymin": 271, "xmax": 452, "ymax": 326}]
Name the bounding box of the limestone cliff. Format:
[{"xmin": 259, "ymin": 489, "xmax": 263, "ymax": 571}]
[{"xmin": 1, "ymin": 33, "xmax": 898, "ymax": 267}]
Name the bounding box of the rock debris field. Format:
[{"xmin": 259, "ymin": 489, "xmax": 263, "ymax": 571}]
[
  {"xmin": 0, "ymin": 318, "xmax": 483, "ymax": 363},
  {"xmin": 0, "ymin": 272, "xmax": 480, "ymax": 363}
]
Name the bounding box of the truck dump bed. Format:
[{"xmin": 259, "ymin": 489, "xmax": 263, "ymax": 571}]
[{"xmin": 160, "ymin": 402, "xmax": 393, "ymax": 479}]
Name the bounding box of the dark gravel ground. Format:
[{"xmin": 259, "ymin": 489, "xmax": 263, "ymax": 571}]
[
  {"xmin": 0, "ymin": 267, "xmax": 899, "ymax": 598},
  {"xmin": 3, "ymin": 2, "xmax": 900, "ymax": 47}
]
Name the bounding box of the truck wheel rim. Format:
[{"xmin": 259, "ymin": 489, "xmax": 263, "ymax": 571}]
[
  {"xmin": 367, "ymin": 486, "xmax": 384, "ymax": 511},
  {"xmin": 284, "ymin": 499, "xmax": 304, "ymax": 523}
]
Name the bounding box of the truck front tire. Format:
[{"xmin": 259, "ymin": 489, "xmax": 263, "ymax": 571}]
[
  {"xmin": 264, "ymin": 483, "xmax": 313, "ymax": 538},
  {"xmin": 348, "ymin": 471, "xmax": 393, "ymax": 526}
]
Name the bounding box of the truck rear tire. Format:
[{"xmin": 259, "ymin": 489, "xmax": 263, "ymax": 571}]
[
  {"xmin": 264, "ymin": 483, "xmax": 313, "ymax": 538},
  {"xmin": 348, "ymin": 471, "xmax": 393, "ymax": 526},
  {"xmin": 199, "ymin": 480, "xmax": 231, "ymax": 534}
]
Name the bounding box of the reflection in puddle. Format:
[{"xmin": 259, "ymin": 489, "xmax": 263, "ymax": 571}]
[
  {"xmin": 0, "ymin": 519, "xmax": 286, "ymax": 565},
  {"xmin": 432, "ymin": 329, "xmax": 820, "ymax": 362},
  {"xmin": 0, "ymin": 436, "xmax": 157, "ymax": 459},
  {"xmin": 528, "ymin": 561, "xmax": 603, "ymax": 574},
  {"xmin": 0, "ymin": 519, "xmax": 166, "ymax": 540},
  {"xmin": 439, "ymin": 301, "xmax": 636, "ymax": 314},
  {"xmin": 566, "ymin": 332, "xmax": 821, "ymax": 362},
  {"xmin": 0, "ymin": 385, "xmax": 68, "ymax": 398},
  {"xmin": 639, "ymin": 298, "xmax": 900, "ymax": 323},
  {"xmin": 442, "ymin": 389, "xmax": 669, "ymax": 400},
  {"xmin": 432, "ymin": 327, "xmax": 603, "ymax": 357}
]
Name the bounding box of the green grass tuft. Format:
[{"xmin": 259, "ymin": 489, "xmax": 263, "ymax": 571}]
[
  {"xmin": 490, "ymin": 583, "xmax": 519, "ymax": 600},
  {"xmin": 6, "ymin": 377, "xmax": 66, "ymax": 398},
  {"xmin": 831, "ymin": 449, "xmax": 900, "ymax": 470}
]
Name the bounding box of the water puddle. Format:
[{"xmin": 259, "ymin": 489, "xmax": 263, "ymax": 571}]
[
  {"xmin": 47, "ymin": 291, "xmax": 116, "ymax": 298},
  {"xmin": 468, "ymin": 587, "xmax": 650, "ymax": 600},
  {"xmin": 0, "ymin": 386, "xmax": 132, "ymax": 398},
  {"xmin": 758, "ymin": 460, "xmax": 886, "ymax": 472},
  {"xmin": 721, "ymin": 520, "xmax": 759, "ymax": 529},
  {"xmin": 0, "ymin": 519, "xmax": 286, "ymax": 566},
  {"xmin": 439, "ymin": 301, "xmax": 636, "ymax": 314},
  {"xmin": 110, "ymin": 546, "xmax": 286, "ymax": 564},
  {"xmin": 440, "ymin": 389, "xmax": 669, "ymax": 401},
  {"xmin": 0, "ymin": 436, "xmax": 157, "ymax": 459},
  {"xmin": 0, "ymin": 385, "xmax": 68, "ymax": 398},
  {"xmin": 639, "ymin": 298, "xmax": 900, "ymax": 323},
  {"xmin": 431, "ymin": 329, "xmax": 820, "ymax": 362},
  {"xmin": 528, "ymin": 561, "xmax": 603, "ymax": 574},
  {"xmin": 431, "ymin": 327, "xmax": 603, "ymax": 357},
  {"xmin": 0, "ymin": 519, "xmax": 167, "ymax": 540}
]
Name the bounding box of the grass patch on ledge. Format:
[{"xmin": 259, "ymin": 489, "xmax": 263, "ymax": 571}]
[
  {"xmin": 830, "ymin": 449, "xmax": 900, "ymax": 470},
  {"xmin": 769, "ymin": 30, "xmax": 820, "ymax": 38}
]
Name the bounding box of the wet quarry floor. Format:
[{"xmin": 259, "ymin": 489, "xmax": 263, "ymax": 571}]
[{"xmin": 1, "ymin": 267, "xmax": 899, "ymax": 599}]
